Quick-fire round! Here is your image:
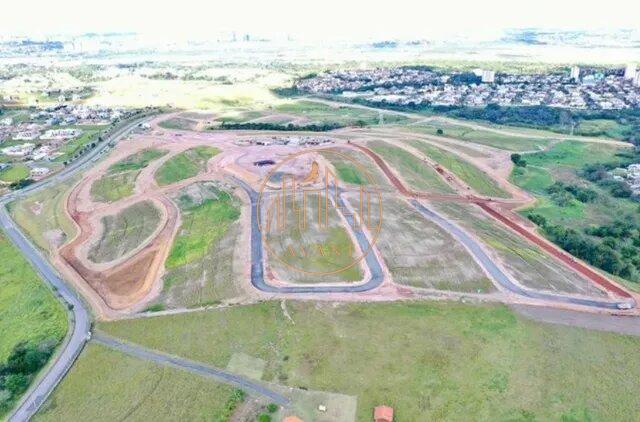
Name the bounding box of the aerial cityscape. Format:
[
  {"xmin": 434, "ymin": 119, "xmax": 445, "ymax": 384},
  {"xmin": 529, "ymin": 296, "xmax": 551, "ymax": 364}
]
[{"xmin": 1, "ymin": 1, "xmax": 640, "ymax": 421}]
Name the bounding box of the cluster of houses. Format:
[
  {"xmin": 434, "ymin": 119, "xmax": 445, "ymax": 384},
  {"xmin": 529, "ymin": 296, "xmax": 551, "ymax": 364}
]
[
  {"xmin": 296, "ymin": 66, "xmax": 640, "ymax": 110},
  {"xmin": 0, "ymin": 104, "xmax": 127, "ymax": 144}
]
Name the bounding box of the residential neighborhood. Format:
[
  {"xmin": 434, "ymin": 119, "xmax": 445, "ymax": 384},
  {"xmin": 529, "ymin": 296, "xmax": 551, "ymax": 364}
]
[{"xmin": 296, "ymin": 65, "xmax": 640, "ymax": 110}]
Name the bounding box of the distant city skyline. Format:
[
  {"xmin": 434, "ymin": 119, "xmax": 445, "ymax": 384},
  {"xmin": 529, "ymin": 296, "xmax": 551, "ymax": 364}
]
[{"xmin": 3, "ymin": 0, "xmax": 640, "ymax": 41}]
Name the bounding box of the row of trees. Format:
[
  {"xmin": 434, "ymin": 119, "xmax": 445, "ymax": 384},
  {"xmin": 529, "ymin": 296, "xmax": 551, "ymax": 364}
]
[{"xmin": 217, "ymin": 121, "xmax": 348, "ymax": 132}]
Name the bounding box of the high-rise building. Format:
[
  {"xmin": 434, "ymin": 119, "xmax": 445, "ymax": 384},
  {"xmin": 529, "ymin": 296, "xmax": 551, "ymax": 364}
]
[
  {"xmin": 481, "ymin": 70, "xmax": 495, "ymax": 83},
  {"xmin": 570, "ymin": 66, "xmax": 580, "ymax": 81},
  {"xmin": 634, "ymin": 73, "xmax": 640, "ymax": 87},
  {"xmin": 624, "ymin": 63, "xmax": 637, "ymax": 80}
]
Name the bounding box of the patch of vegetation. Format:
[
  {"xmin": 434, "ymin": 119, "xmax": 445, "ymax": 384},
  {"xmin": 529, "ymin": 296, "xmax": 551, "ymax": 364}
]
[
  {"xmin": 510, "ymin": 153, "xmax": 527, "ymax": 167},
  {"xmin": 88, "ymin": 201, "xmax": 161, "ymax": 263},
  {"xmin": 100, "ymin": 300, "xmax": 640, "ymax": 420},
  {"xmin": 0, "ymin": 232, "xmax": 67, "ymax": 416},
  {"xmin": 166, "ymin": 188, "xmax": 240, "ymax": 269},
  {"xmin": 8, "ymin": 177, "xmax": 78, "ymax": 252},
  {"xmin": 407, "ymin": 140, "xmax": 508, "ymax": 197},
  {"xmin": 155, "ymin": 146, "xmax": 220, "ymax": 186},
  {"xmin": 274, "ymin": 100, "xmax": 408, "ymax": 126},
  {"xmin": 217, "ymin": 121, "xmax": 344, "ymax": 131},
  {"xmin": 90, "ymin": 171, "xmax": 138, "ymax": 202},
  {"xmin": 0, "ymin": 164, "xmax": 30, "ymax": 183},
  {"xmin": 516, "ymin": 143, "xmax": 640, "ymax": 284},
  {"xmin": 108, "ymin": 148, "xmax": 168, "ymax": 173},
  {"xmin": 333, "ymin": 162, "xmax": 365, "ymax": 185},
  {"xmin": 34, "ymin": 343, "xmax": 241, "ymax": 421},
  {"xmin": 91, "ymin": 148, "xmax": 168, "ymax": 203},
  {"xmin": 409, "ymin": 122, "xmax": 552, "ymax": 151},
  {"xmin": 369, "ymin": 141, "xmax": 454, "ymax": 193}
]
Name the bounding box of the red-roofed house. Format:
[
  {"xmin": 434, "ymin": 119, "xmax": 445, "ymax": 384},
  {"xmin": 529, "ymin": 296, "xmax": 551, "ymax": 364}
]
[{"xmin": 374, "ymin": 405, "xmax": 394, "ymax": 422}]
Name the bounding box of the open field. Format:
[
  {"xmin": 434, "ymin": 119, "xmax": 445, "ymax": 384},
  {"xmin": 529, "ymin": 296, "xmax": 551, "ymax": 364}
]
[
  {"xmin": 154, "ymin": 146, "xmax": 220, "ymax": 186},
  {"xmin": 34, "ymin": 343, "xmax": 244, "ymax": 421},
  {"xmin": 321, "ymin": 148, "xmax": 392, "ymax": 189},
  {"xmin": 406, "ymin": 139, "xmax": 508, "ymax": 197},
  {"xmin": 0, "ymin": 164, "xmax": 30, "ymax": 183},
  {"xmin": 274, "ymin": 100, "xmax": 409, "ymax": 126},
  {"xmin": 368, "ymin": 141, "xmax": 454, "ymax": 193},
  {"xmin": 87, "ymin": 201, "xmax": 161, "ymax": 264},
  {"xmin": 408, "ymin": 120, "xmax": 554, "ymax": 151},
  {"xmin": 100, "ymin": 300, "xmax": 640, "ymax": 421},
  {"xmin": 8, "ymin": 177, "xmax": 78, "ymax": 252},
  {"xmin": 431, "ymin": 201, "xmax": 609, "ymax": 297},
  {"xmin": 375, "ymin": 196, "xmax": 493, "ymax": 292},
  {"xmin": 108, "ymin": 148, "xmax": 168, "ymax": 173},
  {"xmin": 155, "ymin": 182, "xmax": 243, "ymax": 308},
  {"xmin": 266, "ymin": 194, "xmax": 364, "ymax": 283},
  {"xmin": 511, "ymin": 141, "xmax": 638, "ymax": 229},
  {"xmin": 0, "ymin": 232, "xmax": 67, "ymax": 416},
  {"xmin": 90, "ymin": 171, "xmax": 138, "ymax": 202},
  {"xmin": 90, "ymin": 148, "xmax": 168, "ymax": 203}
]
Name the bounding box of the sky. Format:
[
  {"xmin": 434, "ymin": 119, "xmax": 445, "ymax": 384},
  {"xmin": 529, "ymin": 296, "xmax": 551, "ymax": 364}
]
[{"xmin": 2, "ymin": 0, "xmax": 639, "ymax": 41}]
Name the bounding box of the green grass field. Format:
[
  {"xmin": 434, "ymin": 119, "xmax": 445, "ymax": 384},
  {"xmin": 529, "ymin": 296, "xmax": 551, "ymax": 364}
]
[
  {"xmin": 8, "ymin": 177, "xmax": 78, "ymax": 252},
  {"xmin": 108, "ymin": 148, "xmax": 168, "ymax": 173},
  {"xmin": 406, "ymin": 140, "xmax": 508, "ymax": 197},
  {"xmin": 410, "ymin": 121, "xmax": 553, "ymax": 151},
  {"xmin": 512, "ymin": 141, "xmax": 637, "ymax": 229},
  {"xmin": 90, "ymin": 171, "xmax": 138, "ymax": 202},
  {"xmin": 0, "ymin": 232, "xmax": 67, "ymax": 416},
  {"xmin": 155, "ymin": 146, "xmax": 220, "ymax": 186},
  {"xmin": 369, "ymin": 141, "xmax": 454, "ymax": 193},
  {"xmin": 333, "ymin": 162, "xmax": 366, "ymax": 185},
  {"xmin": 34, "ymin": 343, "xmax": 243, "ymax": 421},
  {"xmin": 574, "ymin": 119, "xmax": 630, "ymax": 139},
  {"xmin": 100, "ymin": 300, "xmax": 640, "ymax": 421},
  {"xmin": 0, "ymin": 164, "xmax": 30, "ymax": 183},
  {"xmin": 91, "ymin": 148, "xmax": 169, "ymax": 203},
  {"xmin": 88, "ymin": 201, "xmax": 161, "ymax": 263},
  {"xmin": 157, "ymin": 183, "xmax": 243, "ymax": 308},
  {"xmin": 273, "ymin": 100, "xmax": 409, "ymax": 126},
  {"xmin": 166, "ymin": 185, "xmax": 240, "ymax": 269}
]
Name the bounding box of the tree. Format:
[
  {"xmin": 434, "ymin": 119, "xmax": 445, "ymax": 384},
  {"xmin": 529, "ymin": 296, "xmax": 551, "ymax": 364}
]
[
  {"xmin": 510, "ymin": 153, "xmax": 527, "ymax": 167},
  {"xmin": 436, "ymin": 128, "xmax": 444, "ymax": 135}
]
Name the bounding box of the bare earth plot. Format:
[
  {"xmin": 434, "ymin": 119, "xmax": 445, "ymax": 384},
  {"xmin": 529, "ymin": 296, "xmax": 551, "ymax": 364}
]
[{"xmin": 375, "ymin": 195, "xmax": 494, "ymax": 293}]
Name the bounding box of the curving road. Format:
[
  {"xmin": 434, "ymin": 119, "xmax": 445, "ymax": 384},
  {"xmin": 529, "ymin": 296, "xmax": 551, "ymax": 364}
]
[
  {"xmin": 410, "ymin": 200, "xmax": 634, "ymax": 310},
  {"xmin": 235, "ymin": 170, "xmax": 633, "ymax": 309},
  {"xmin": 233, "ymin": 177, "xmax": 385, "ymax": 293},
  {"xmin": 4, "ymin": 115, "xmax": 153, "ymax": 422},
  {"xmin": 93, "ymin": 333, "xmax": 290, "ymax": 406}
]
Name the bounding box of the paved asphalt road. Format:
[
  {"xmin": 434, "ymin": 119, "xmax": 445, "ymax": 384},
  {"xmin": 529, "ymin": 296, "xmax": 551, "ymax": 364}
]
[
  {"xmin": 233, "ymin": 176, "xmax": 385, "ymax": 293},
  {"xmin": 410, "ymin": 200, "xmax": 634, "ymax": 310},
  {"xmin": 93, "ymin": 333, "xmax": 290, "ymax": 406},
  {"xmin": 3, "ymin": 116, "xmax": 151, "ymax": 422}
]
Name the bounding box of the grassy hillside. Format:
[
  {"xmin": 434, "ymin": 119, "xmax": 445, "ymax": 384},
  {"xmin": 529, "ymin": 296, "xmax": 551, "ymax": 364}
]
[
  {"xmin": 0, "ymin": 232, "xmax": 67, "ymax": 416},
  {"xmin": 35, "ymin": 344, "xmax": 245, "ymax": 421},
  {"xmin": 406, "ymin": 139, "xmax": 508, "ymax": 197},
  {"xmin": 100, "ymin": 300, "xmax": 640, "ymax": 421},
  {"xmin": 155, "ymin": 146, "xmax": 220, "ymax": 186}
]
